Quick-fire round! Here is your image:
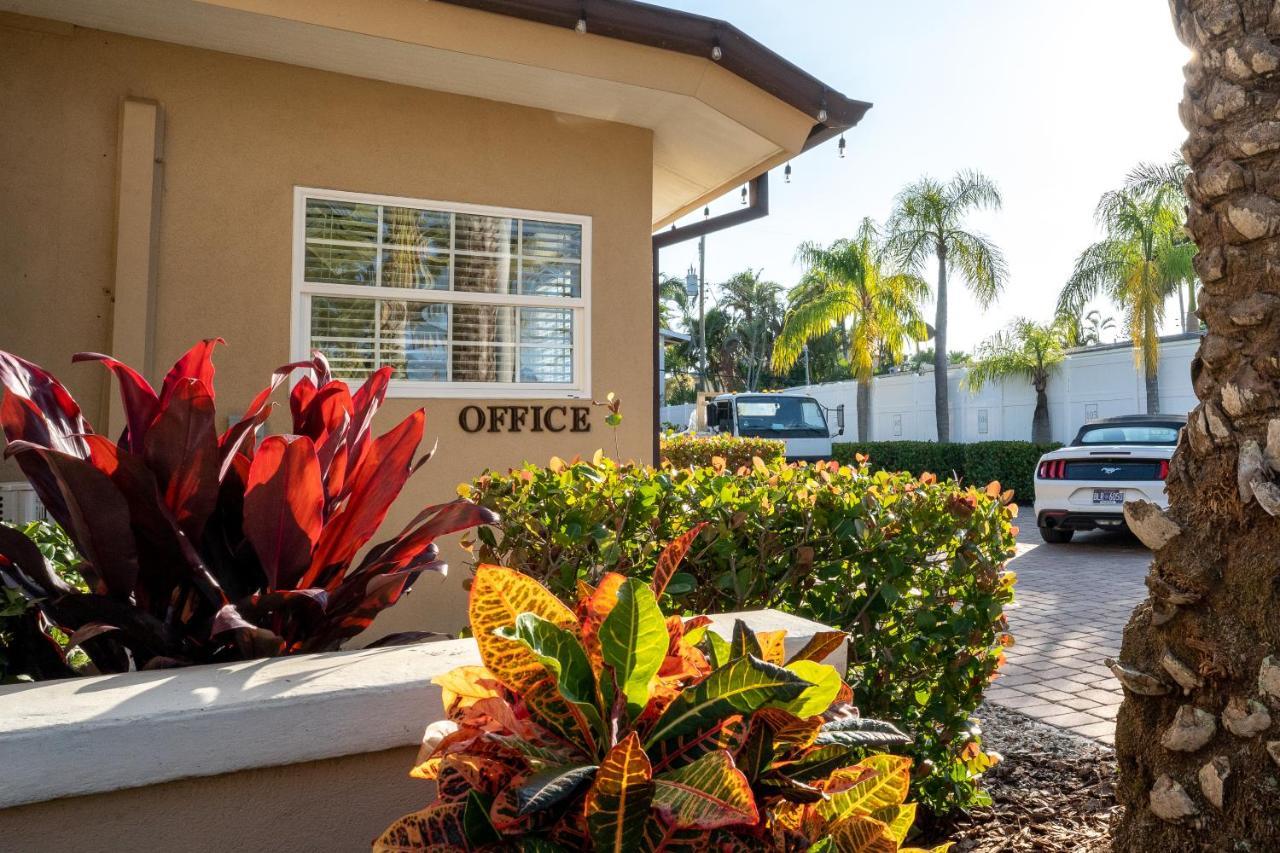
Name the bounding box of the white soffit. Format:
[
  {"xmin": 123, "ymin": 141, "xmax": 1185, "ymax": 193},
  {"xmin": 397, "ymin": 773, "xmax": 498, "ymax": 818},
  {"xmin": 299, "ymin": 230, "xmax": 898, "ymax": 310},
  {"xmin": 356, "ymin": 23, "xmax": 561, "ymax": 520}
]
[{"xmin": 0, "ymin": 0, "xmax": 815, "ymax": 226}]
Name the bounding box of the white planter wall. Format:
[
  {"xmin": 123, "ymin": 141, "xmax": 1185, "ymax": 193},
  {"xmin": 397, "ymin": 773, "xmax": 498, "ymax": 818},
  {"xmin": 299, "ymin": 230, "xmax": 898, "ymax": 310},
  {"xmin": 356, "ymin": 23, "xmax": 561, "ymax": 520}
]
[{"xmin": 661, "ymin": 334, "xmax": 1201, "ymax": 444}]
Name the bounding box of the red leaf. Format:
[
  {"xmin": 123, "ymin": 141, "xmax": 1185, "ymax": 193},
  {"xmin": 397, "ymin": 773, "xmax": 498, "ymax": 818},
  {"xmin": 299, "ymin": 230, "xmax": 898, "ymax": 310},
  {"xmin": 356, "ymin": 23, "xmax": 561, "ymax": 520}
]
[
  {"xmin": 303, "ymin": 410, "xmax": 424, "ymax": 587},
  {"xmin": 71, "ymin": 351, "xmax": 160, "ymax": 453},
  {"xmin": 652, "ymin": 523, "xmax": 709, "ymax": 599},
  {"xmin": 159, "ymin": 338, "xmax": 224, "ymax": 406},
  {"xmin": 0, "ymin": 349, "xmax": 91, "ymax": 456},
  {"xmin": 5, "ymin": 442, "xmax": 140, "ymax": 599},
  {"xmin": 243, "ymin": 435, "xmax": 324, "ymax": 590},
  {"xmin": 143, "ymin": 378, "xmax": 220, "ymax": 540}
]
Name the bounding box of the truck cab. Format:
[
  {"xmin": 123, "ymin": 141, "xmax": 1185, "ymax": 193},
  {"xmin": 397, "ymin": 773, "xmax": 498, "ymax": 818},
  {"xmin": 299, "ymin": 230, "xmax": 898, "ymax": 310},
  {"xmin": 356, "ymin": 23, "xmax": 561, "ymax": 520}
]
[{"xmin": 703, "ymin": 393, "xmax": 844, "ymax": 462}]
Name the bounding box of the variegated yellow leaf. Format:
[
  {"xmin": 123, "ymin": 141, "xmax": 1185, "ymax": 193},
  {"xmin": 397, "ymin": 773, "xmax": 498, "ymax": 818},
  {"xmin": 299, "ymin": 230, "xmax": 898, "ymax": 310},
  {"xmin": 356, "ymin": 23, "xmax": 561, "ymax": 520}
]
[
  {"xmin": 826, "ymin": 814, "xmax": 898, "ymax": 853},
  {"xmin": 431, "ymin": 665, "xmax": 499, "ymax": 715},
  {"xmin": 870, "ymin": 802, "xmax": 917, "ymax": 843},
  {"xmin": 469, "ymin": 565, "xmax": 578, "ymax": 693},
  {"xmin": 373, "ymin": 801, "xmax": 468, "ymax": 852},
  {"xmin": 817, "ymin": 755, "xmax": 913, "ymax": 822},
  {"xmin": 585, "ymin": 732, "xmax": 654, "ymax": 853},
  {"xmin": 652, "ymin": 750, "xmax": 758, "ymax": 830}
]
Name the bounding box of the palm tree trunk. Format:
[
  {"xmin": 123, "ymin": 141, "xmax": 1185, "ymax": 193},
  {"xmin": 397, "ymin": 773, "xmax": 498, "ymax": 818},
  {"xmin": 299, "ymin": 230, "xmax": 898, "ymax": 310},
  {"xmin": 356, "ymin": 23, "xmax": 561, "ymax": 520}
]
[
  {"xmin": 856, "ymin": 378, "xmax": 870, "ymax": 442},
  {"xmin": 934, "ymin": 244, "xmax": 950, "ymax": 442},
  {"xmin": 1144, "ymin": 362, "xmax": 1160, "ymax": 414},
  {"xmin": 1031, "ymin": 381, "xmax": 1050, "ymax": 444},
  {"xmin": 1114, "ymin": 5, "xmax": 1280, "ymax": 849}
]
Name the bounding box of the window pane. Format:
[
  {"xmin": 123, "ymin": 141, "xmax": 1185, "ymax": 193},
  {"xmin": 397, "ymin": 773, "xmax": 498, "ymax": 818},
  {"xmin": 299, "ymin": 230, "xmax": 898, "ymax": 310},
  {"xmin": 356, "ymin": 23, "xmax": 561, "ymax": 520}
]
[
  {"xmin": 306, "ymin": 199, "xmax": 378, "ymax": 243},
  {"xmin": 455, "ymin": 213, "xmax": 516, "ymax": 255},
  {"xmin": 520, "ymin": 259, "xmax": 580, "ymax": 298},
  {"xmin": 519, "ymin": 347, "xmax": 573, "ymax": 384},
  {"xmin": 521, "ymin": 220, "xmax": 581, "ymax": 259},
  {"xmin": 382, "ymin": 206, "xmax": 450, "ymax": 250},
  {"xmin": 305, "ymin": 244, "xmax": 376, "ymax": 286},
  {"xmin": 453, "ymin": 304, "xmax": 515, "ymax": 343},
  {"xmin": 382, "ymin": 249, "xmax": 448, "ymax": 290},
  {"xmin": 455, "ymin": 254, "xmax": 516, "ymax": 294},
  {"xmin": 380, "ymin": 301, "xmax": 448, "ymax": 381},
  {"xmin": 310, "ymin": 296, "xmax": 375, "ymax": 378},
  {"xmin": 520, "ymin": 308, "xmax": 573, "ymax": 345},
  {"xmin": 453, "ymin": 344, "xmax": 516, "ymax": 383}
]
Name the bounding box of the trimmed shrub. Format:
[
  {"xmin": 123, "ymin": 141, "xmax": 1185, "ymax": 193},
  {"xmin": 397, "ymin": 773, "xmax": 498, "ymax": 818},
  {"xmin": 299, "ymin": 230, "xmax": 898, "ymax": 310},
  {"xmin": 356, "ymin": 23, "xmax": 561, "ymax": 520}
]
[
  {"xmin": 660, "ymin": 431, "xmax": 786, "ymax": 470},
  {"xmin": 463, "ymin": 455, "xmax": 1017, "ymax": 814},
  {"xmin": 833, "ymin": 440, "xmax": 1060, "ymax": 504}
]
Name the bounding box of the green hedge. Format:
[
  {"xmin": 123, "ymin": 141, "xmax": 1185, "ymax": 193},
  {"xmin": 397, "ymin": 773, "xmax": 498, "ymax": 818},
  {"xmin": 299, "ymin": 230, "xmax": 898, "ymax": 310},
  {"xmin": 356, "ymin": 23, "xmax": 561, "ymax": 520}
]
[
  {"xmin": 660, "ymin": 432, "xmax": 786, "ymax": 470},
  {"xmin": 832, "ymin": 440, "xmax": 1061, "ymax": 504},
  {"xmin": 462, "ymin": 455, "xmax": 1017, "ymax": 814}
]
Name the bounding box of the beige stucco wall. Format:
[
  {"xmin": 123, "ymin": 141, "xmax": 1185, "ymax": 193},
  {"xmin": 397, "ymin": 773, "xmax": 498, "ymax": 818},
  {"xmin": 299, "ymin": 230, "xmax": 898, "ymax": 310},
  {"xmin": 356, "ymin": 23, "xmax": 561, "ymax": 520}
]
[
  {"xmin": 0, "ymin": 15, "xmax": 654, "ymax": 637},
  {"xmin": 0, "ymin": 745, "xmax": 425, "ymax": 852}
]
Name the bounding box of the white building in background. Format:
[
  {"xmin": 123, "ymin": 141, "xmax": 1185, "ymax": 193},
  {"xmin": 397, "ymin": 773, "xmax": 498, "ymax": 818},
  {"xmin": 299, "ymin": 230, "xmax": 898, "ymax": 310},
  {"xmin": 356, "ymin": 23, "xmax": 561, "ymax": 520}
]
[{"xmin": 662, "ymin": 333, "xmax": 1201, "ymax": 445}]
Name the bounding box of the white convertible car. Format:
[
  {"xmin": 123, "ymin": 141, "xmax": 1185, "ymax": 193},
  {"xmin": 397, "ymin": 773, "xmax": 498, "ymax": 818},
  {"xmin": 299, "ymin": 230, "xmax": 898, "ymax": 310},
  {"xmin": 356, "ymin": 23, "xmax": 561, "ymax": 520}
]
[{"xmin": 1033, "ymin": 414, "xmax": 1187, "ymax": 543}]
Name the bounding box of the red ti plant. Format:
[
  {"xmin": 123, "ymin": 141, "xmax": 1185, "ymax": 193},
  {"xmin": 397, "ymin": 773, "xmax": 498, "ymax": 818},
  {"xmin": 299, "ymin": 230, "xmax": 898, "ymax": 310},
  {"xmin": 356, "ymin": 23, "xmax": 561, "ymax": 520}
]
[{"xmin": 0, "ymin": 341, "xmax": 495, "ymax": 677}]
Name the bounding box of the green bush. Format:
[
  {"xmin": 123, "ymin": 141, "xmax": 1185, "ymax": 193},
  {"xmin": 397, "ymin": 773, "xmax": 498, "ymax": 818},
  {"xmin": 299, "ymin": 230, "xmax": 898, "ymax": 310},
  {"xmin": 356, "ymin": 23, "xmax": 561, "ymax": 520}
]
[
  {"xmin": 660, "ymin": 431, "xmax": 786, "ymax": 470},
  {"xmin": 463, "ymin": 455, "xmax": 1017, "ymax": 814},
  {"xmin": 833, "ymin": 440, "xmax": 1060, "ymax": 504}
]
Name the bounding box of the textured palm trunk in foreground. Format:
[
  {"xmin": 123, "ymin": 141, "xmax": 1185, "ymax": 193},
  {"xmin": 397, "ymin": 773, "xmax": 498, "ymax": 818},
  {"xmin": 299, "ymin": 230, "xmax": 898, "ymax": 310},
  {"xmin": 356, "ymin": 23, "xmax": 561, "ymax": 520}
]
[{"xmin": 1114, "ymin": 2, "xmax": 1280, "ymax": 848}]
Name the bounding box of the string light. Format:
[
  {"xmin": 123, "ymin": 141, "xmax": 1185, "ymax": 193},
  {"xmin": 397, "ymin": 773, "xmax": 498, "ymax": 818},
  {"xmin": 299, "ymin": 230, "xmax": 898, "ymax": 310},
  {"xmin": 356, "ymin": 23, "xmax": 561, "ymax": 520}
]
[
  {"xmin": 838, "ymin": 134, "xmax": 846, "ymax": 158},
  {"xmin": 740, "ymin": 185, "xmax": 747, "ymax": 205},
  {"xmin": 711, "ymin": 43, "xmax": 722, "ymax": 60},
  {"xmin": 784, "ymin": 163, "xmax": 792, "ymax": 183},
  {"xmin": 575, "ymin": 17, "xmax": 586, "ymax": 32}
]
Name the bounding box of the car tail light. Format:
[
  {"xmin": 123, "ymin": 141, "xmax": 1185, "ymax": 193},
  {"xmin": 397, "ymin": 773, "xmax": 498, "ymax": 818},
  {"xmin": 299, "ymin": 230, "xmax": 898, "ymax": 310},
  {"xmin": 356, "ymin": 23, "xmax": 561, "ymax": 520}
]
[
  {"xmin": 1158, "ymin": 459, "xmax": 1169, "ymax": 480},
  {"xmin": 1038, "ymin": 460, "xmax": 1067, "ymax": 479}
]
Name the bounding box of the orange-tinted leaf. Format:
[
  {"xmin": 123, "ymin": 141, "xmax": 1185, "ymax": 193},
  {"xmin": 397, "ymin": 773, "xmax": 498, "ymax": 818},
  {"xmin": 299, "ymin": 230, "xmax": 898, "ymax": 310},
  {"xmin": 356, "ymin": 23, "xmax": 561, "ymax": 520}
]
[
  {"xmin": 585, "ymin": 732, "xmax": 654, "ymax": 853},
  {"xmin": 469, "ymin": 565, "xmax": 578, "ymax": 693},
  {"xmin": 373, "ymin": 801, "xmax": 468, "ymax": 852},
  {"xmin": 651, "ymin": 523, "xmax": 708, "ymax": 599},
  {"xmin": 581, "ymin": 572, "xmax": 626, "ymax": 671},
  {"xmin": 432, "ymin": 666, "xmax": 501, "ymax": 716},
  {"xmin": 756, "ymin": 630, "xmax": 787, "ymax": 665},
  {"xmin": 524, "ymin": 677, "xmax": 598, "ymax": 757},
  {"xmin": 785, "ymin": 630, "xmax": 849, "ymax": 666}
]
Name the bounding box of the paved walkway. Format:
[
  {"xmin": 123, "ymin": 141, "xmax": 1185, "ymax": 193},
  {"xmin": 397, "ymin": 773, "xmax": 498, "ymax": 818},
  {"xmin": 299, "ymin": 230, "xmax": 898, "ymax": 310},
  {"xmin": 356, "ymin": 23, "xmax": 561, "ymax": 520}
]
[{"xmin": 985, "ymin": 508, "xmax": 1150, "ymax": 745}]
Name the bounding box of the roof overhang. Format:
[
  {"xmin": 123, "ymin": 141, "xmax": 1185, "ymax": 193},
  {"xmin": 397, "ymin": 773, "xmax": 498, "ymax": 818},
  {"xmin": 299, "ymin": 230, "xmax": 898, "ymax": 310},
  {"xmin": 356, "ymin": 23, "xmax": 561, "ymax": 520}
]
[{"xmin": 1, "ymin": 0, "xmax": 869, "ymax": 228}]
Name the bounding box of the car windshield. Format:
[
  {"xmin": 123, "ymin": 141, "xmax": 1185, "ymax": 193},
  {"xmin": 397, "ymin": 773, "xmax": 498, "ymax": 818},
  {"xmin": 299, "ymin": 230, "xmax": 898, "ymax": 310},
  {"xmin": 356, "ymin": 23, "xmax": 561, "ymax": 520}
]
[
  {"xmin": 734, "ymin": 397, "xmax": 827, "ymax": 434},
  {"xmin": 1076, "ymin": 424, "xmax": 1181, "ymax": 445}
]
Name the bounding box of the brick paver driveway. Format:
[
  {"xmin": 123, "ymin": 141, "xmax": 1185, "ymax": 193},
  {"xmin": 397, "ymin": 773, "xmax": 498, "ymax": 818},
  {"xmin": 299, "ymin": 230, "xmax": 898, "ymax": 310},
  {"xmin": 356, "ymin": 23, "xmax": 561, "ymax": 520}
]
[{"xmin": 985, "ymin": 507, "xmax": 1150, "ymax": 744}]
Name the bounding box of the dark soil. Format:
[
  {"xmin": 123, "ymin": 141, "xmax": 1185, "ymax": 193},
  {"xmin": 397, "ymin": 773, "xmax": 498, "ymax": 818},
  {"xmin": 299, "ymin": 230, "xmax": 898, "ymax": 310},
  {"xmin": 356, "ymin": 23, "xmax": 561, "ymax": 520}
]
[{"xmin": 916, "ymin": 702, "xmax": 1117, "ymax": 852}]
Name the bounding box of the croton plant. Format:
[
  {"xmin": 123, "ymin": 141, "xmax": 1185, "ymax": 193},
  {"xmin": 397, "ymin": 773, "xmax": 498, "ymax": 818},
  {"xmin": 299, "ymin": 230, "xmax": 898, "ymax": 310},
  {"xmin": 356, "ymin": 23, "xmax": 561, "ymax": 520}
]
[
  {"xmin": 0, "ymin": 341, "xmax": 494, "ymax": 677},
  {"xmin": 376, "ymin": 528, "xmax": 950, "ymax": 852}
]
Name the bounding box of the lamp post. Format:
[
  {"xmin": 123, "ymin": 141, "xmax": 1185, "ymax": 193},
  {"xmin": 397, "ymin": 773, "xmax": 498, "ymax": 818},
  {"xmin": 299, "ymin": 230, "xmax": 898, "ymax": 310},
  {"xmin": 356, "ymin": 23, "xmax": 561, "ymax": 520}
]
[{"xmin": 683, "ymin": 265, "xmax": 702, "ymax": 390}]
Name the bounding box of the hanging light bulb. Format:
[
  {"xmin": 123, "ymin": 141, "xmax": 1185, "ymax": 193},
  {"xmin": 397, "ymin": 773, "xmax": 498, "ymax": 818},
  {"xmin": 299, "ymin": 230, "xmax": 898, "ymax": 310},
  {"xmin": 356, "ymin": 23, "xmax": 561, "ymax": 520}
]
[
  {"xmin": 838, "ymin": 134, "xmax": 846, "ymax": 158},
  {"xmin": 703, "ymin": 205, "xmax": 710, "ymax": 219},
  {"xmin": 711, "ymin": 43, "xmax": 723, "ymax": 61},
  {"xmin": 784, "ymin": 163, "xmax": 792, "ymax": 183},
  {"xmin": 575, "ymin": 17, "xmax": 587, "ymax": 32},
  {"xmin": 740, "ymin": 185, "xmax": 747, "ymax": 205}
]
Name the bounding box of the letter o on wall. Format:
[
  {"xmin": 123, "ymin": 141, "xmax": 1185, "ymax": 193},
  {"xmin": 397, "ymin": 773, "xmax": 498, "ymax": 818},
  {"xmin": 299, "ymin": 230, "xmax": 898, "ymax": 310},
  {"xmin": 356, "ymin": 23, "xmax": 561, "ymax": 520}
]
[{"xmin": 458, "ymin": 405, "xmax": 486, "ymax": 433}]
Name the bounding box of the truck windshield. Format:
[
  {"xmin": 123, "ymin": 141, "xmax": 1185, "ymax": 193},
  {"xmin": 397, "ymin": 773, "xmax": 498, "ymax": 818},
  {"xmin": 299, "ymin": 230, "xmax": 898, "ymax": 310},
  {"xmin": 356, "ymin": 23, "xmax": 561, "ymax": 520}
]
[{"xmin": 734, "ymin": 396, "xmax": 828, "ymax": 437}]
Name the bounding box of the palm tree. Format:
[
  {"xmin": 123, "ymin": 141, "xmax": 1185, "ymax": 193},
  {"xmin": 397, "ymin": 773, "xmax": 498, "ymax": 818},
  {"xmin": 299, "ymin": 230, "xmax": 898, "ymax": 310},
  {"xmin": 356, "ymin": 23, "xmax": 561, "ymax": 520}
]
[
  {"xmin": 1057, "ymin": 167, "xmax": 1195, "ymax": 413},
  {"xmin": 886, "ymin": 171, "xmax": 1008, "ymax": 442},
  {"xmin": 772, "ymin": 219, "xmax": 929, "ymax": 440},
  {"xmin": 964, "ymin": 318, "xmax": 1067, "ymax": 443},
  {"xmin": 1114, "ymin": 7, "xmax": 1275, "ymax": 850},
  {"xmin": 716, "ymin": 270, "xmax": 784, "ymax": 392},
  {"xmin": 1058, "ymin": 306, "xmax": 1116, "ymax": 347}
]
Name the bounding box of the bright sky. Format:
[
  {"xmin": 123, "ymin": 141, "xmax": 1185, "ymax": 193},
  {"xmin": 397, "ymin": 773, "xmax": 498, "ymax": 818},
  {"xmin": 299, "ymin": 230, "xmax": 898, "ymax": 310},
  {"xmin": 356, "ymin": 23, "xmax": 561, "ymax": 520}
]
[{"xmin": 656, "ymin": 0, "xmax": 1191, "ymax": 352}]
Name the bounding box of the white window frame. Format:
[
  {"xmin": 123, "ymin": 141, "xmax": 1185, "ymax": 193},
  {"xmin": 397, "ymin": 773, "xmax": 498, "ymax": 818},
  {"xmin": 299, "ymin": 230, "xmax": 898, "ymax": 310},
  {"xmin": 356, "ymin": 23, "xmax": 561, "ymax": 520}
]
[{"xmin": 291, "ymin": 187, "xmax": 592, "ymax": 399}]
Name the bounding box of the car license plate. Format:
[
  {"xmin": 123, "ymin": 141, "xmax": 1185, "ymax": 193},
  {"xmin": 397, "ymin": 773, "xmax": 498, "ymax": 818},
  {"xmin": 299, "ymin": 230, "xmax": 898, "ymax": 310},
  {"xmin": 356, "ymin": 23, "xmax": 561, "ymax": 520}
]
[{"xmin": 1093, "ymin": 488, "xmax": 1124, "ymax": 504}]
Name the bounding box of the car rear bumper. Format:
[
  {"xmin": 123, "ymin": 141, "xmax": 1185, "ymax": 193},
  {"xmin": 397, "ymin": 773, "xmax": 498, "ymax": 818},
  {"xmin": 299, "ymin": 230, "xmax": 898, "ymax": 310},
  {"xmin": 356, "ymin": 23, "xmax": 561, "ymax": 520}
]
[{"xmin": 1035, "ymin": 509, "xmax": 1129, "ymax": 532}]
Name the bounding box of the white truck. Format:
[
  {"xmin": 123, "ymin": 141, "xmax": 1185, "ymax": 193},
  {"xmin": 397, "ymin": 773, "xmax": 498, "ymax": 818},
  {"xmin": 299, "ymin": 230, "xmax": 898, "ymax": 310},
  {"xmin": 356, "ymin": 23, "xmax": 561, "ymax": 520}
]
[{"xmin": 700, "ymin": 392, "xmax": 844, "ymax": 462}]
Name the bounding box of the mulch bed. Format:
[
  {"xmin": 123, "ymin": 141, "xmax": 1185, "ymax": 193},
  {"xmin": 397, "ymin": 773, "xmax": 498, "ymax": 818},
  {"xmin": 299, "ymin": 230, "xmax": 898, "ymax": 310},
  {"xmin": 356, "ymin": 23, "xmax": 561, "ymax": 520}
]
[{"xmin": 916, "ymin": 702, "xmax": 1118, "ymax": 852}]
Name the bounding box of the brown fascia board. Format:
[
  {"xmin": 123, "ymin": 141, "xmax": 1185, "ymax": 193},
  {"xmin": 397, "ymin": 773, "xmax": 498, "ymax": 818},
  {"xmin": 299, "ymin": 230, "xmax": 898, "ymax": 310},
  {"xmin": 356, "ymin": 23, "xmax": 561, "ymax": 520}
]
[{"xmin": 433, "ymin": 0, "xmax": 872, "ymax": 149}]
